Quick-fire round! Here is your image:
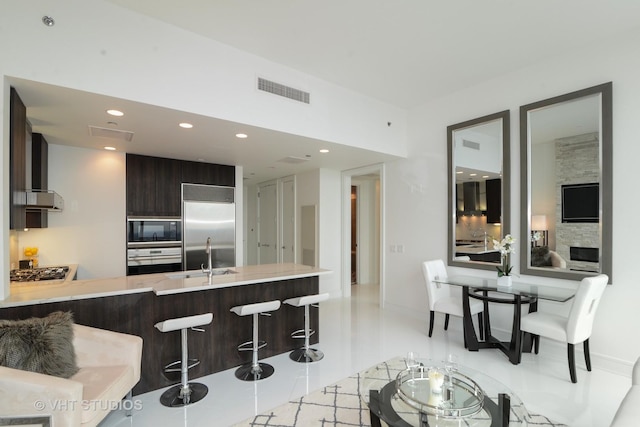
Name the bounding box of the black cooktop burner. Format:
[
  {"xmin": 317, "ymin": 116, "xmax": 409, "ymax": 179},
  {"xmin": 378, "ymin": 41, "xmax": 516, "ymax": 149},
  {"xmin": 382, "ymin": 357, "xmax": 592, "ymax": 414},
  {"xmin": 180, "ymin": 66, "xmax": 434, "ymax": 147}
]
[{"xmin": 10, "ymin": 266, "xmax": 70, "ymax": 283}]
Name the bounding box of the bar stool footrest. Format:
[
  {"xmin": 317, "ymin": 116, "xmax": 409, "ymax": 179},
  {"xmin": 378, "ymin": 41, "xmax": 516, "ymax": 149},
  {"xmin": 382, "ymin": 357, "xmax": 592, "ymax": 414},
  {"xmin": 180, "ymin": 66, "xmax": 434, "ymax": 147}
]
[
  {"xmin": 290, "ymin": 329, "xmax": 316, "ymax": 340},
  {"xmin": 164, "ymin": 358, "xmax": 200, "ymax": 373},
  {"xmin": 237, "ymin": 340, "xmax": 267, "ymax": 352}
]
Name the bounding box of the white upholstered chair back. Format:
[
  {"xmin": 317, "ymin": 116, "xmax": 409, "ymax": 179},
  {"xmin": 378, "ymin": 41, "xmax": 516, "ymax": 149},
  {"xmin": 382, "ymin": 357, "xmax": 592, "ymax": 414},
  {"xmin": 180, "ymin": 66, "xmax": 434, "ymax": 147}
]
[
  {"xmin": 422, "ymin": 260, "xmax": 451, "ymax": 311},
  {"xmin": 567, "ymin": 274, "xmax": 608, "ymax": 344}
]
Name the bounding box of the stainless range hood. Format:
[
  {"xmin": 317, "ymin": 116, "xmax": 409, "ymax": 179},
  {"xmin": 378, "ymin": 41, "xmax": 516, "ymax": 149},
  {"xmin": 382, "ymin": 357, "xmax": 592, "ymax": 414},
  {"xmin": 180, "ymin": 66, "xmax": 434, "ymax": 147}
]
[{"xmin": 25, "ymin": 189, "xmax": 64, "ymax": 211}]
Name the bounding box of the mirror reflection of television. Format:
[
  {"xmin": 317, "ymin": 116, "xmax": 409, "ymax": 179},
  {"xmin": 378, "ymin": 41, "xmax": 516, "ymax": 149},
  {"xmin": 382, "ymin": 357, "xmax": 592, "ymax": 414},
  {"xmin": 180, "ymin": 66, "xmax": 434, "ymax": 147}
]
[{"xmin": 561, "ymin": 183, "xmax": 599, "ymax": 223}]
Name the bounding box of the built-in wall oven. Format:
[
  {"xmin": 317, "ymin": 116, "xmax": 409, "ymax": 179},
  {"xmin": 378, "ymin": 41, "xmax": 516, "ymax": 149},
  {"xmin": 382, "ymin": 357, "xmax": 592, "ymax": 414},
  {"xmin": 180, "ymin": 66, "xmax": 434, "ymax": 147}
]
[{"xmin": 127, "ymin": 217, "xmax": 182, "ymax": 275}]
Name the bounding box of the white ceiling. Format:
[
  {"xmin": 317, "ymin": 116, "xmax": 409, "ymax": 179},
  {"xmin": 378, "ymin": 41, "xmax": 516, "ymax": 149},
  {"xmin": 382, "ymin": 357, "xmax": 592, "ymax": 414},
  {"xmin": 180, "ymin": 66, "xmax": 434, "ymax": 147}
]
[
  {"xmin": 12, "ymin": 1, "xmax": 640, "ymax": 185},
  {"xmin": 106, "ymin": 0, "xmax": 640, "ymax": 108}
]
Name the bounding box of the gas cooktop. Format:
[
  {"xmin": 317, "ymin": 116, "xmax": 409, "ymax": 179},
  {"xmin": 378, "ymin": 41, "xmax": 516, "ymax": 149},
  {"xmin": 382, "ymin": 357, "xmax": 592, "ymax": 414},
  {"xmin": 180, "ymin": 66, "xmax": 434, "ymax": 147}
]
[{"xmin": 10, "ymin": 266, "xmax": 70, "ymax": 283}]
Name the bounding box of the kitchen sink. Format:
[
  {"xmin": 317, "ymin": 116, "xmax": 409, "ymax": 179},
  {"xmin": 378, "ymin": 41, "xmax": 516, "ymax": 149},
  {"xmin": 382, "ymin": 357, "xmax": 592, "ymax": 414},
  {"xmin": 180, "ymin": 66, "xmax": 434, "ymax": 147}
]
[{"xmin": 166, "ymin": 269, "xmax": 237, "ymax": 280}]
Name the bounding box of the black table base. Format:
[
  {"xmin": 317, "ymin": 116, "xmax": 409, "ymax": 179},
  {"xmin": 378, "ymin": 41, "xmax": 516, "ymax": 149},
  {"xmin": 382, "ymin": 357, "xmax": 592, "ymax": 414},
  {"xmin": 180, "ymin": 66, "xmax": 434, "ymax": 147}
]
[
  {"xmin": 369, "ymin": 381, "xmax": 511, "ymax": 427},
  {"xmin": 463, "ymin": 288, "xmax": 538, "ymax": 364}
]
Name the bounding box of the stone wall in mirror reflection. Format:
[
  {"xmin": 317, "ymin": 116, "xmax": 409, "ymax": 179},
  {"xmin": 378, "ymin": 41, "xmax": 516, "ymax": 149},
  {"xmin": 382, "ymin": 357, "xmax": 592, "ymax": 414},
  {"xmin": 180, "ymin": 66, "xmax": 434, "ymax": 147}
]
[{"xmin": 528, "ymin": 91, "xmax": 602, "ymax": 275}]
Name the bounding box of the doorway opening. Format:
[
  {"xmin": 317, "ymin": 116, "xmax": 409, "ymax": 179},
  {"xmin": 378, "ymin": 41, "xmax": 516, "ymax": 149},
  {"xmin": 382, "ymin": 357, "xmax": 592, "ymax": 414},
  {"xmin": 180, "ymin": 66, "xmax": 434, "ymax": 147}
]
[
  {"xmin": 342, "ymin": 164, "xmax": 384, "ymax": 306},
  {"xmin": 351, "ymin": 185, "xmax": 357, "ymax": 285}
]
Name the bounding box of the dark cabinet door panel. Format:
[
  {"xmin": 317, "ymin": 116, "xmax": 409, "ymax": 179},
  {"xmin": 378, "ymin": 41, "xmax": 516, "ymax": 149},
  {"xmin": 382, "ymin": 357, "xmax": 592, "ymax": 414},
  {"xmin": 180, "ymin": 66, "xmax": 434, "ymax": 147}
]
[
  {"xmin": 10, "ymin": 88, "xmax": 27, "ymax": 230},
  {"xmin": 127, "ymin": 154, "xmax": 235, "ymax": 217},
  {"xmin": 126, "ymin": 154, "xmax": 161, "ymax": 216},
  {"xmin": 181, "ymin": 159, "xmax": 235, "ymax": 187}
]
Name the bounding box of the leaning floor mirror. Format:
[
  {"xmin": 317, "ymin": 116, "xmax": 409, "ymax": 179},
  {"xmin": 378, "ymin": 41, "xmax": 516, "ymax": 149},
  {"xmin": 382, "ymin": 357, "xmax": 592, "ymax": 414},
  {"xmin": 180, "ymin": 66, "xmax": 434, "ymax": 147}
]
[
  {"xmin": 520, "ymin": 82, "xmax": 612, "ymax": 282},
  {"xmin": 447, "ymin": 110, "xmax": 510, "ymax": 271}
]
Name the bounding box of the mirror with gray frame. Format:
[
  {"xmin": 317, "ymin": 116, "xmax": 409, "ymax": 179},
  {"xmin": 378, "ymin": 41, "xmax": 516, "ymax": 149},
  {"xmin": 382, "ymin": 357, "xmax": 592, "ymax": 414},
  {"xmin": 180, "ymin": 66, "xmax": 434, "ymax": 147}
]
[
  {"xmin": 520, "ymin": 82, "xmax": 612, "ymax": 282},
  {"xmin": 448, "ymin": 110, "xmax": 510, "ymax": 271}
]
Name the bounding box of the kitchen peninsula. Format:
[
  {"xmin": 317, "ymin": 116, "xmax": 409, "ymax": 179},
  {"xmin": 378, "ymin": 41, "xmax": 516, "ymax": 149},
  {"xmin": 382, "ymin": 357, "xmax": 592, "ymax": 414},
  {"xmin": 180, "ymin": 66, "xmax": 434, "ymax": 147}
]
[{"xmin": 1, "ymin": 263, "xmax": 330, "ymax": 395}]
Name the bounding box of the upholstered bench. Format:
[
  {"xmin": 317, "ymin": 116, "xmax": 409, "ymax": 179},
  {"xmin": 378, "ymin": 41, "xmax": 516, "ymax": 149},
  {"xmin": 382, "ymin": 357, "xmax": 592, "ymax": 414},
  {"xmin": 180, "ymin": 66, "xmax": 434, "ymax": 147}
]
[
  {"xmin": 0, "ymin": 322, "xmax": 143, "ymax": 427},
  {"xmin": 610, "ymin": 357, "xmax": 640, "ymax": 426}
]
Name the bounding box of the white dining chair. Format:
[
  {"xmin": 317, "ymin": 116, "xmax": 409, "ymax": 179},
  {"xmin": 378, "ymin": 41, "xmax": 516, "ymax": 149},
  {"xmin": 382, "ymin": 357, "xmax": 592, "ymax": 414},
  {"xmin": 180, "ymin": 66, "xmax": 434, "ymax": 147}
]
[
  {"xmin": 422, "ymin": 259, "xmax": 484, "ymax": 340},
  {"xmin": 520, "ymin": 274, "xmax": 608, "ymax": 383}
]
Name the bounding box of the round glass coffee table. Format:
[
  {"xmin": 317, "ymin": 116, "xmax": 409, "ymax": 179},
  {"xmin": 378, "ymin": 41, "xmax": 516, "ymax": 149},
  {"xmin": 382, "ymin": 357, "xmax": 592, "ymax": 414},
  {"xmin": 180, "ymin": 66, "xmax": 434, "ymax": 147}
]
[{"xmin": 360, "ymin": 356, "xmax": 530, "ymax": 426}]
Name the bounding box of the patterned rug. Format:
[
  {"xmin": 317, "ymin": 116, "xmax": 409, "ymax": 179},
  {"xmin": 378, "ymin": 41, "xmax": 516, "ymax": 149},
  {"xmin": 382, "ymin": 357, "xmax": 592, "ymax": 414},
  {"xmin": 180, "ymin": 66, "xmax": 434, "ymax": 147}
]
[{"xmin": 234, "ymin": 359, "xmax": 567, "ymax": 426}]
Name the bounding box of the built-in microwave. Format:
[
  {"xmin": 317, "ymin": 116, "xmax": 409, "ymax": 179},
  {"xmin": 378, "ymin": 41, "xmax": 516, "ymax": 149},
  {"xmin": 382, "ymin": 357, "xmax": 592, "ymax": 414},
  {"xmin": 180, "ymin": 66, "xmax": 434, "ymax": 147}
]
[{"xmin": 127, "ymin": 217, "xmax": 181, "ymax": 248}]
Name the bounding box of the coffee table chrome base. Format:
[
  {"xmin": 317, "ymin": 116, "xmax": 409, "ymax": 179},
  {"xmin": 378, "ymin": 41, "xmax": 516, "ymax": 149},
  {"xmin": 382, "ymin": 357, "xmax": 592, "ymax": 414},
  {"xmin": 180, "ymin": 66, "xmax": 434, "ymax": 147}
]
[
  {"xmin": 159, "ymin": 382, "xmax": 208, "ymax": 407},
  {"xmin": 290, "ymin": 347, "xmax": 324, "ymax": 363},
  {"xmin": 235, "ymin": 362, "xmax": 275, "ymax": 381}
]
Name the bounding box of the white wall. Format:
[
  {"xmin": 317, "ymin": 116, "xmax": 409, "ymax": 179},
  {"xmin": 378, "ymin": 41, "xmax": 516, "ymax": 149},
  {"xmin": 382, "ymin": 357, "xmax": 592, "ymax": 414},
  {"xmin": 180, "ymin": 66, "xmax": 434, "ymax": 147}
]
[
  {"xmin": 296, "ymin": 170, "xmax": 320, "ymax": 266},
  {"xmin": 17, "ymin": 145, "xmax": 126, "ymax": 279},
  {"xmin": 386, "ymin": 27, "xmax": 640, "ymax": 368},
  {"xmin": 243, "ymin": 184, "xmax": 258, "ymax": 265},
  {"xmin": 318, "ymin": 169, "xmax": 342, "ymax": 296}
]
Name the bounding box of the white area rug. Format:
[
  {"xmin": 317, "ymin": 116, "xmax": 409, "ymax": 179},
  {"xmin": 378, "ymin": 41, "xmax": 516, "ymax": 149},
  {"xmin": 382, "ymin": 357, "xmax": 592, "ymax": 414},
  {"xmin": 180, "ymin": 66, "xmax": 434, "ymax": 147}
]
[{"xmin": 234, "ymin": 359, "xmax": 567, "ymax": 426}]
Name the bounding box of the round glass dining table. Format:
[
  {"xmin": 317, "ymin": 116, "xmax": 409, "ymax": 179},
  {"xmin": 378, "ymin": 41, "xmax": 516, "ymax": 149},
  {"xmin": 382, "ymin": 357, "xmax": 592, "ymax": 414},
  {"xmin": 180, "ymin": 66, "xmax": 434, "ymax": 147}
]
[{"xmin": 360, "ymin": 356, "xmax": 530, "ymax": 426}]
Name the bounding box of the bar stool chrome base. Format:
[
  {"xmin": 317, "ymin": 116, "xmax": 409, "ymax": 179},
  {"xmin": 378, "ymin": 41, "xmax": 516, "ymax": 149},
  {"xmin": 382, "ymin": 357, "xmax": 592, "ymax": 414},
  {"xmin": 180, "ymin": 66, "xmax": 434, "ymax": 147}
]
[
  {"xmin": 160, "ymin": 382, "xmax": 208, "ymax": 407},
  {"xmin": 230, "ymin": 300, "xmax": 281, "ymax": 382},
  {"xmin": 289, "ymin": 347, "xmax": 324, "ymax": 363},
  {"xmin": 235, "ymin": 362, "xmax": 275, "ymax": 381},
  {"xmin": 154, "ymin": 313, "xmax": 213, "ymax": 408},
  {"xmin": 283, "ymin": 293, "xmax": 330, "ymax": 364}
]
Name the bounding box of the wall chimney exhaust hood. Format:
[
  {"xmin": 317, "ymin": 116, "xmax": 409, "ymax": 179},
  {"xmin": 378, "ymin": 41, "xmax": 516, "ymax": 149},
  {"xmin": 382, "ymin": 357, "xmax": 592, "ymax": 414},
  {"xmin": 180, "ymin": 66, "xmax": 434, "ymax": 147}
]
[{"xmin": 25, "ymin": 189, "xmax": 64, "ymax": 211}]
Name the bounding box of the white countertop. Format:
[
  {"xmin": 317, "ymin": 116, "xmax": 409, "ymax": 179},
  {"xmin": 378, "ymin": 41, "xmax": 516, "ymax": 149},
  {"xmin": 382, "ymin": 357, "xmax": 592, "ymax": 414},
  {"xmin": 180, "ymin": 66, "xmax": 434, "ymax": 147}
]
[
  {"xmin": 455, "ymin": 244, "xmax": 499, "ymax": 255},
  {"xmin": 1, "ymin": 263, "xmax": 330, "ymax": 308}
]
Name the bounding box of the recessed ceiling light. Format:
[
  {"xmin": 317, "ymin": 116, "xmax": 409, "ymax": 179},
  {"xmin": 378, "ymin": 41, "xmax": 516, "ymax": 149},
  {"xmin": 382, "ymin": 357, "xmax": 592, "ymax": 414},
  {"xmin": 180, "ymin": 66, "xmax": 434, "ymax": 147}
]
[
  {"xmin": 106, "ymin": 109, "xmax": 124, "ymax": 117},
  {"xmin": 179, "ymin": 122, "xmax": 193, "ymax": 129},
  {"xmin": 104, "ymin": 146, "xmax": 116, "ymax": 151},
  {"xmin": 319, "ymin": 149, "xmax": 329, "ymax": 153},
  {"xmin": 235, "ymin": 133, "xmax": 248, "ymax": 139},
  {"xmin": 482, "ymin": 175, "xmax": 489, "ymax": 178},
  {"xmin": 456, "ymin": 171, "xmax": 463, "ymax": 174},
  {"xmin": 469, "ymin": 173, "xmax": 477, "ymax": 176}
]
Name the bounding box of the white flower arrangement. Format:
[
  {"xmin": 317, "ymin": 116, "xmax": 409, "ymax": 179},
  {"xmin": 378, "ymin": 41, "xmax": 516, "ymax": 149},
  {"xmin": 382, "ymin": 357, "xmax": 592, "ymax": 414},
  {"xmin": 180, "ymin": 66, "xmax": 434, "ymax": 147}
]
[{"xmin": 492, "ymin": 234, "xmax": 516, "ymax": 277}]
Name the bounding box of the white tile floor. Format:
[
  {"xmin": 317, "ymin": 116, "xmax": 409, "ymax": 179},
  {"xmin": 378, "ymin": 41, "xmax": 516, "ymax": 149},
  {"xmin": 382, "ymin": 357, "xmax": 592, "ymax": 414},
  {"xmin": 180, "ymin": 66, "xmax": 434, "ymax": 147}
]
[{"xmin": 101, "ymin": 284, "xmax": 629, "ymax": 427}]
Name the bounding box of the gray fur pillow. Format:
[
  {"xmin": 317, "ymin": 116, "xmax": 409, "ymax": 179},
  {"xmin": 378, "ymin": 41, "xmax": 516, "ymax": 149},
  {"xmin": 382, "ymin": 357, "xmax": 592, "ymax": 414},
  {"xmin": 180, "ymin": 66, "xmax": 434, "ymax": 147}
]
[{"xmin": 0, "ymin": 311, "xmax": 79, "ymax": 378}]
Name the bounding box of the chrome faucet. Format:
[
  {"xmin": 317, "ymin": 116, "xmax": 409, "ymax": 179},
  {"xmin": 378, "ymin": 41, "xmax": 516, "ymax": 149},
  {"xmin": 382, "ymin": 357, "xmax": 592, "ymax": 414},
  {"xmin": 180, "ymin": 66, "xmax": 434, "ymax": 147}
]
[{"xmin": 202, "ymin": 237, "xmax": 213, "ymax": 279}]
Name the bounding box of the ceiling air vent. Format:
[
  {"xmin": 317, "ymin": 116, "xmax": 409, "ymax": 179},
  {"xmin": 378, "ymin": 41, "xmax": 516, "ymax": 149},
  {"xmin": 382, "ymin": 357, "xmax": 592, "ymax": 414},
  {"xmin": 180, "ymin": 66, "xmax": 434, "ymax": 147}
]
[
  {"xmin": 88, "ymin": 125, "xmax": 134, "ymax": 142},
  {"xmin": 278, "ymin": 156, "xmax": 309, "ymax": 164},
  {"xmin": 258, "ymin": 77, "xmax": 310, "ymax": 104},
  {"xmin": 462, "ymin": 139, "xmax": 480, "ymax": 150}
]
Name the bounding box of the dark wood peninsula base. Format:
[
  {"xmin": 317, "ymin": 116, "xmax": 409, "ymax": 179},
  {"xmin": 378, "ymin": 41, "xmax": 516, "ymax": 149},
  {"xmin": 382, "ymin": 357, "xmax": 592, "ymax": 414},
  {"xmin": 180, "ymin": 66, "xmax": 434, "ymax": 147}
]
[{"xmin": 1, "ymin": 276, "xmax": 319, "ymax": 395}]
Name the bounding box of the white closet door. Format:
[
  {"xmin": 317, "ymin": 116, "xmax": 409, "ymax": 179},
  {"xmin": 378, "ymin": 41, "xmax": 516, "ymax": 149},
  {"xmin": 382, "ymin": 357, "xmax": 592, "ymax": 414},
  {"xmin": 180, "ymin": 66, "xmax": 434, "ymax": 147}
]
[
  {"xmin": 257, "ymin": 182, "xmax": 278, "ymax": 264},
  {"xmin": 280, "ymin": 178, "xmax": 295, "ymax": 263}
]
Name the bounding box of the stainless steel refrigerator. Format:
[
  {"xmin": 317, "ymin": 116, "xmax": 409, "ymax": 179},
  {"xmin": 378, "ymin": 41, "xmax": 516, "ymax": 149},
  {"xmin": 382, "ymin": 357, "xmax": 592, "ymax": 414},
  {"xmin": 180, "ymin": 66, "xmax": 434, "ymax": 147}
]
[{"xmin": 182, "ymin": 183, "xmax": 235, "ymax": 271}]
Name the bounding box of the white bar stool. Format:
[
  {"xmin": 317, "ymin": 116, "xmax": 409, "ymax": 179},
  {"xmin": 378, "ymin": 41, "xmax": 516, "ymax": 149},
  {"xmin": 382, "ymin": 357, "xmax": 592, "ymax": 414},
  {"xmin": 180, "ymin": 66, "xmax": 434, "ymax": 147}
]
[
  {"xmin": 283, "ymin": 293, "xmax": 329, "ymax": 363},
  {"xmin": 230, "ymin": 300, "xmax": 281, "ymax": 381},
  {"xmin": 154, "ymin": 312, "xmax": 213, "ymax": 407}
]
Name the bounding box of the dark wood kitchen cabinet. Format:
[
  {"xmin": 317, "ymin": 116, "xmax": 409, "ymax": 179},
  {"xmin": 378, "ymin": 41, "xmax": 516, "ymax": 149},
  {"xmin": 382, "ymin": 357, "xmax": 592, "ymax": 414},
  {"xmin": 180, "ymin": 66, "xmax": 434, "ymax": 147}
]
[
  {"xmin": 485, "ymin": 178, "xmax": 502, "ymax": 224},
  {"xmin": 126, "ymin": 154, "xmax": 182, "ymax": 217},
  {"xmin": 126, "ymin": 154, "xmax": 235, "ymax": 217},
  {"xmin": 10, "ymin": 88, "xmax": 27, "ymax": 230},
  {"xmin": 26, "ymin": 133, "xmax": 49, "ymax": 228},
  {"xmin": 181, "ymin": 159, "xmax": 235, "ymax": 187}
]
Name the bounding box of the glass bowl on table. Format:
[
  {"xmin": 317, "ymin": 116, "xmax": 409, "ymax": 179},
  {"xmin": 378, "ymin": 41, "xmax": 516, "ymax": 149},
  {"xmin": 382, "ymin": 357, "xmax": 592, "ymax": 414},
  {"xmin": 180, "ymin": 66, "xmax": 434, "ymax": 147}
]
[{"xmin": 360, "ymin": 356, "xmax": 529, "ymax": 426}]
